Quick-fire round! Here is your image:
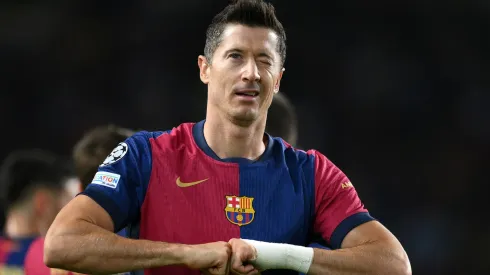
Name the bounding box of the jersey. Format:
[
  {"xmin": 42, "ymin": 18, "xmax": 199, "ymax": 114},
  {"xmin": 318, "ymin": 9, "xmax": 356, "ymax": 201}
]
[
  {"xmin": 24, "ymin": 237, "xmax": 52, "ymax": 275},
  {"xmin": 81, "ymin": 120, "xmax": 375, "ymax": 275},
  {"xmin": 24, "ymin": 237, "xmax": 81, "ymax": 275},
  {"xmin": 0, "ymin": 236, "xmax": 37, "ymax": 274}
]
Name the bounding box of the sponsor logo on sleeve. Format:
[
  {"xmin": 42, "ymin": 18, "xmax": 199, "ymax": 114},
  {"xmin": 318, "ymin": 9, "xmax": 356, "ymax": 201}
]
[
  {"xmin": 91, "ymin": 172, "xmax": 121, "ymax": 189},
  {"xmin": 341, "ymin": 181, "xmax": 353, "ymax": 189}
]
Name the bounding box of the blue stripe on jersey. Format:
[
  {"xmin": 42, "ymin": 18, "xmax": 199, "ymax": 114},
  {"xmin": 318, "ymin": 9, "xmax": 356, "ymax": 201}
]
[
  {"xmin": 239, "ymin": 138, "xmax": 315, "ymax": 243},
  {"xmin": 238, "ymin": 139, "xmax": 316, "ymax": 275},
  {"xmin": 116, "ymin": 228, "xmax": 127, "ymax": 237},
  {"xmin": 308, "ymin": 242, "xmax": 332, "ymax": 250},
  {"xmin": 4, "ymin": 236, "xmax": 36, "ymax": 267},
  {"xmin": 330, "ymin": 212, "xmax": 375, "ymax": 249},
  {"xmin": 81, "ymin": 131, "xmax": 167, "ymax": 232}
]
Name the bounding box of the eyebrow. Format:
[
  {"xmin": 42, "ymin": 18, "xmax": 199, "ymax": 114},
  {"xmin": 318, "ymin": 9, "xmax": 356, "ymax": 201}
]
[{"xmin": 224, "ymin": 48, "xmax": 273, "ymax": 60}]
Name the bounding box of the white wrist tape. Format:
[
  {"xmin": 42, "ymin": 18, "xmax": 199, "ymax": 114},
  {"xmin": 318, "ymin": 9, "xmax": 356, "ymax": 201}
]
[{"xmin": 242, "ymin": 239, "xmax": 313, "ymax": 274}]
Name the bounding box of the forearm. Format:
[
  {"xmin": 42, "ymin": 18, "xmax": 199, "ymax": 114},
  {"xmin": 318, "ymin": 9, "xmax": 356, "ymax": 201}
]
[
  {"xmin": 44, "ymin": 220, "xmax": 189, "ymax": 274},
  {"xmin": 308, "ymin": 240, "xmax": 411, "ymax": 275}
]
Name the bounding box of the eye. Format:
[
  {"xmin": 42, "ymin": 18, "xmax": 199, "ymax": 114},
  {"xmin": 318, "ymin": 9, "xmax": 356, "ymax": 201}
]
[
  {"xmin": 260, "ymin": 60, "xmax": 272, "ymax": 66},
  {"xmin": 229, "ymin": 53, "xmax": 242, "ymax": 59}
]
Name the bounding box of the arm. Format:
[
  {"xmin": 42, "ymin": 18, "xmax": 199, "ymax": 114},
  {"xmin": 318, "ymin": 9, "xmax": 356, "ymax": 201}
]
[
  {"xmin": 44, "ymin": 132, "xmax": 231, "ymax": 274},
  {"xmin": 308, "ymin": 220, "xmax": 410, "ymax": 275},
  {"xmin": 229, "ymin": 151, "xmax": 410, "ymax": 275},
  {"xmin": 44, "ymin": 195, "xmax": 188, "ymax": 274},
  {"xmin": 232, "ymin": 221, "xmax": 409, "ymax": 275},
  {"xmin": 45, "ymin": 134, "xmax": 161, "ymax": 273},
  {"xmin": 307, "ymin": 151, "xmax": 410, "ymax": 275}
]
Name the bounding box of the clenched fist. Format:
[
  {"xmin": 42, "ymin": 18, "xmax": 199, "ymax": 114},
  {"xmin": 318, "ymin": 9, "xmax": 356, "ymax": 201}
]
[
  {"xmin": 184, "ymin": 241, "xmax": 232, "ymax": 275},
  {"xmin": 228, "ymin": 238, "xmax": 259, "ymax": 275}
]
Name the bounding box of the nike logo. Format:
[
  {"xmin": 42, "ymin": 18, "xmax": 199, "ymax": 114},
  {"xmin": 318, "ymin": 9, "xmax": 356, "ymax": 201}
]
[{"xmin": 176, "ymin": 177, "xmax": 209, "ymax": 188}]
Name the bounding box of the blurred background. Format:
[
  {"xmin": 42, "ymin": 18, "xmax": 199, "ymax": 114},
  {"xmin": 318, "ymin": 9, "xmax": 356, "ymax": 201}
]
[{"xmin": 1, "ymin": 0, "xmax": 488, "ymax": 274}]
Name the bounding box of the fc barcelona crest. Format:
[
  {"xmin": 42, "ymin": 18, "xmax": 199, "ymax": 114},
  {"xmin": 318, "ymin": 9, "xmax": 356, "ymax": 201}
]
[{"xmin": 225, "ymin": 195, "xmax": 255, "ymax": 226}]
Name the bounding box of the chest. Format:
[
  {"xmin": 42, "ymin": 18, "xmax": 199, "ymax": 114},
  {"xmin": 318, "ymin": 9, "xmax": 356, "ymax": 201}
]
[{"xmin": 138, "ymin": 151, "xmax": 315, "ymax": 246}]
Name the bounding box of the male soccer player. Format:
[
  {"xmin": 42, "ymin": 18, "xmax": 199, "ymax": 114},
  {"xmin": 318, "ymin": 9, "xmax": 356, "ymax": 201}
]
[
  {"xmin": 24, "ymin": 125, "xmax": 134, "ymax": 275},
  {"xmin": 44, "ymin": 1, "xmax": 411, "ymax": 275},
  {"xmin": 0, "ymin": 150, "xmax": 76, "ymax": 273},
  {"xmin": 266, "ymin": 93, "xmax": 298, "ymax": 147}
]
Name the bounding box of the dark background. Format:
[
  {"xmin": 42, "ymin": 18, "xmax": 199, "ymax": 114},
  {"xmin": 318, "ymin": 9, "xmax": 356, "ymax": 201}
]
[{"xmin": 1, "ymin": 1, "xmax": 488, "ymax": 274}]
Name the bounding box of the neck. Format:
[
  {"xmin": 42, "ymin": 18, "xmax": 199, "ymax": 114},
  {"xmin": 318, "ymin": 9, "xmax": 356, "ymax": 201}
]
[
  {"xmin": 204, "ymin": 108, "xmax": 267, "ymax": 160},
  {"xmin": 5, "ymin": 210, "xmax": 38, "ymax": 239}
]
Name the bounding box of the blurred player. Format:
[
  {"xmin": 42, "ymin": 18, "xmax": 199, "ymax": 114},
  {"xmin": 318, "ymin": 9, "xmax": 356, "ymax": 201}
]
[
  {"xmin": 24, "ymin": 125, "xmax": 133, "ymax": 275},
  {"xmin": 266, "ymin": 93, "xmax": 298, "ymax": 147},
  {"xmin": 45, "ymin": 1, "xmax": 410, "ymax": 275},
  {"xmin": 0, "ymin": 202, "xmax": 5, "ymax": 236},
  {"xmin": 72, "ymin": 125, "xmax": 135, "ymax": 191},
  {"xmin": 0, "ymin": 150, "xmax": 76, "ymax": 273}
]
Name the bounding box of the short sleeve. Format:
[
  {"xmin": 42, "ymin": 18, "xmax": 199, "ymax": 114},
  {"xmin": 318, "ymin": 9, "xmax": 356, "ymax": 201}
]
[
  {"xmin": 311, "ymin": 150, "xmax": 375, "ymax": 249},
  {"xmin": 80, "ymin": 131, "xmax": 155, "ymax": 232}
]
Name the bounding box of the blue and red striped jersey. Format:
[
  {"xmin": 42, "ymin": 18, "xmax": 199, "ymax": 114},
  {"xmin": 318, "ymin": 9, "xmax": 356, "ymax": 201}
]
[
  {"xmin": 24, "ymin": 237, "xmax": 52, "ymax": 275},
  {"xmin": 82, "ymin": 120, "xmax": 374, "ymax": 275},
  {"xmin": 0, "ymin": 235, "xmax": 36, "ymax": 274}
]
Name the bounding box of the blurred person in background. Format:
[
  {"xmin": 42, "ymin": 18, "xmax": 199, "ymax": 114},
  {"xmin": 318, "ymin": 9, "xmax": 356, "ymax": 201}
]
[
  {"xmin": 24, "ymin": 125, "xmax": 134, "ymax": 275},
  {"xmin": 0, "ymin": 203, "xmax": 5, "ymax": 236},
  {"xmin": 0, "ymin": 149, "xmax": 77, "ymax": 273},
  {"xmin": 72, "ymin": 125, "xmax": 135, "ymax": 191},
  {"xmin": 266, "ymin": 93, "xmax": 298, "ymax": 147},
  {"xmin": 44, "ymin": 1, "xmax": 409, "ymax": 274}
]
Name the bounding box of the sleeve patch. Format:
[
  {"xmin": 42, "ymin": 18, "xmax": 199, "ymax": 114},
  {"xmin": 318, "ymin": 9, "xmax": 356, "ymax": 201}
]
[
  {"xmin": 91, "ymin": 171, "xmax": 121, "ymax": 189},
  {"xmin": 100, "ymin": 142, "xmax": 128, "ymax": 167}
]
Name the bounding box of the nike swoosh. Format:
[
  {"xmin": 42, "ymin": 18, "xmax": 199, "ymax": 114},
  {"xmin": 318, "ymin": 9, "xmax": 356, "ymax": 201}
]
[{"xmin": 176, "ymin": 177, "xmax": 209, "ymax": 188}]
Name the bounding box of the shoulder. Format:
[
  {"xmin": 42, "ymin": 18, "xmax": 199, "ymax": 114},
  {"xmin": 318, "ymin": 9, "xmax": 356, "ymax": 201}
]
[
  {"xmin": 270, "ymin": 136, "xmax": 317, "ymax": 167},
  {"xmin": 271, "ymin": 138, "xmax": 340, "ymax": 181},
  {"xmin": 145, "ymin": 122, "xmax": 196, "ymax": 153},
  {"xmin": 122, "ymin": 122, "xmax": 194, "ymax": 147},
  {"xmin": 100, "ymin": 122, "xmax": 195, "ymax": 166}
]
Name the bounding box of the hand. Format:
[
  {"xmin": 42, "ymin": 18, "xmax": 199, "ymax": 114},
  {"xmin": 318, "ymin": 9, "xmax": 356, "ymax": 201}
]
[
  {"xmin": 184, "ymin": 241, "xmax": 232, "ymax": 275},
  {"xmin": 228, "ymin": 238, "xmax": 260, "ymax": 275}
]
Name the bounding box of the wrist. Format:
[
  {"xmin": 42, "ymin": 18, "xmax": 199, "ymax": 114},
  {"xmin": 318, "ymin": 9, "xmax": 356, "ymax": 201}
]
[
  {"xmin": 157, "ymin": 242, "xmax": 192, "ymax": 266},
  {"xmin": 242, "ymin": 239, "xmax": 313, "ymax": 273}
]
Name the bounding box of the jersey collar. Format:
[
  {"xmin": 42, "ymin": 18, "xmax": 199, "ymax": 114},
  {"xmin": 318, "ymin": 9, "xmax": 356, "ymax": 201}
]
[{"xmin": 192, "ymin": 120, "xmax": 274, "ymax": 164}]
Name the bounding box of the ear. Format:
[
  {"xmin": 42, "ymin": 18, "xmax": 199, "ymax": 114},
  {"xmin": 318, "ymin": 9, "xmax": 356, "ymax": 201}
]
[
  {"xmin": 32, "ymin": 189, "xmax": 49, "ymax": 216},
  {"xmin": 198, "ymin": 55, "xmax": 210, "ymax": 84},
  {"xmin": 273, "ymin": 67, "xmax": 285, "ymax": 94}
]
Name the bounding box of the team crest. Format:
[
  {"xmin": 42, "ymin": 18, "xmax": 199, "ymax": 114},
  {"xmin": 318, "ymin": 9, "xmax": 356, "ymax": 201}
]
[
  {"xmin": 100, "ymin": 142, "xmax": 128, "ymax": 167},
  {"xmin": 225, "ymin": 196, "xmax": 255, "ymax": 226}
]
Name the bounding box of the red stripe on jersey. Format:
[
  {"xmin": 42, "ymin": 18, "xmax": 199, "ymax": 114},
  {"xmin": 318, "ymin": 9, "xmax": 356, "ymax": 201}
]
[{"xmin": 140, "ymin": 124, "xmax": 240, "ymax": 275}]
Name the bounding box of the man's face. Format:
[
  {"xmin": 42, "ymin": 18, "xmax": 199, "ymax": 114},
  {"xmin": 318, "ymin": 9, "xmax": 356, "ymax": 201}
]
[
  {"xmin": 43, "ymin": 178, "xmax": 80, "ymax": 224},
  {"xmin": 199, "ymin": 24, "xmax": 284, "ymax": 124}
]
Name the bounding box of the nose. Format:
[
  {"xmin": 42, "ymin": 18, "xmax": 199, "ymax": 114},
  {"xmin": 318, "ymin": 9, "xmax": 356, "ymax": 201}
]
[{"xmin": 241, "ymin": 59, "xmax": 260, "ymax": 82}]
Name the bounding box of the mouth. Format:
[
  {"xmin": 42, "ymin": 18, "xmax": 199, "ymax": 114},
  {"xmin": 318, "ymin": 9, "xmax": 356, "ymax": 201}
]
[{"xmin": 234, "ymin": 90, "xmax": 259, "ymax": 98}]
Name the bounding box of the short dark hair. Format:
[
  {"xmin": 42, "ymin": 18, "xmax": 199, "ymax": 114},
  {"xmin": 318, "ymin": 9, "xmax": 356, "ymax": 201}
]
[
  {"xmin": 73, "ymin": 125, "xmax": 134, "ymax": 190},
  {"xmin": 204, "ymin": 0, "xmax": 286, "ymax": 66},
  {"xmin": 266, "ymin": 93, "xmax": 298, "ymax": 146},
  {"xmin": 0, "ymin": 149, "xmax": 70, "ymax": 209}
]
